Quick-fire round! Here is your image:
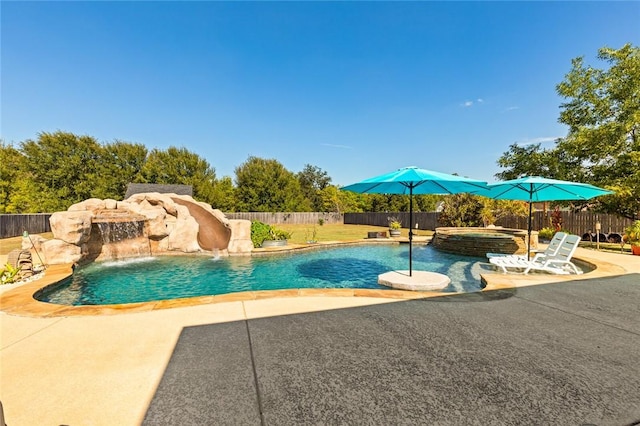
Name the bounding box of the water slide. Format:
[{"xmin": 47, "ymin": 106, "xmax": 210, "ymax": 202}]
[{"xmin": 171, "ymin": 198, "xmax": 232, "ymax": 251}]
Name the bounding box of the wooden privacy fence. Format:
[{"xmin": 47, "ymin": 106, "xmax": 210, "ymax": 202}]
[
  {"xmin": 224, "ymin": 212, "xmax": 344, "ymax": 225},
  {"xmin": 0, "ymin": 214, "xmax": 52, "ymax": 239},
  {"xmin": 345, "ymin": 211, "xmax": 634, "ymax": 236},
  {"xmin": 495, "ymin": 211, "xmax": 634, "ymax": 235},
  {"xmin": 1, "ymin": 211, "xmax": 632, "ymax": 239},
  {"xmin": 344, "ymin": 212, "xmax": 440, "ymax": 230}
]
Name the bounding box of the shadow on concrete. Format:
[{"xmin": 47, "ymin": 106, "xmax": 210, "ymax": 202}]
[
  {"xmin": 422, "ymin": 287, "xmax": 517, "ymax": 303},
  {"xmin": 143, "ymin": 273, "xmax": 640, "ymax": 425}
]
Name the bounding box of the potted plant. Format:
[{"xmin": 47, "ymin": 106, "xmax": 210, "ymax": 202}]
[
  {"xmin": 537, "ymin": 227, "xmax": 555, "ymax": 243},
  {"xmin": 388, "ymin": 217, "xmax": 402, "ymax": 237},
  {"xmin": 251, "ymin": 220, "xmax": 291, "ymax": 248},
  {"xmin": 261, "ymin": 227, "xmax": 291, "ymax": 247},
  {"xmin": 623, "ymin": 220, "xmax": 640, "ymax": 255}
]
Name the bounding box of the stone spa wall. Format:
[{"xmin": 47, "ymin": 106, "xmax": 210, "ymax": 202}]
[{"xmin": 432, "ymin": 227, "xmax": 537, "ymax": 258}]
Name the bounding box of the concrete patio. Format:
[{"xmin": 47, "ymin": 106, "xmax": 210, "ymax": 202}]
[{"xmin": 1, "ymin": 247, "xmax": 639, "ymax": 425}]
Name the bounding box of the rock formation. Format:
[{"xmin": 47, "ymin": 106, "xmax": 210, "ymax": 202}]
[
  {"xmin": 6, "ymin": 249, "xmax": 34, "ymax": 280},
  {"xmin": 40, "ymin": 193, "xmax": 253, "ymax": 265}
]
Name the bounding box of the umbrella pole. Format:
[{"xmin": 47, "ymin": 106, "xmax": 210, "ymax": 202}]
[
  {"xmin": 409, "ymin": 187, "xmax": 413, "ymax": 276},
  {"xmin": 527, "ymin": 201, "xmax": 533, "ymax": 261}
]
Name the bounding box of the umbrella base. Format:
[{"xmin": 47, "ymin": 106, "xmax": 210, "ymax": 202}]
[{"xmin": 378, "ymin": 270, "xmax": 450, "ymax": 292}]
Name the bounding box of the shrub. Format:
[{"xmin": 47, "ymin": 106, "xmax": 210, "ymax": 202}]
[
  {"xmin": 250, "ymin": 221, "xmax": 272, "ymax": 248},
  {"xmin": 268, "ymin": 227, "xmax": 291, "ymax": 241},
  {"xmin": 624, "ymin": 220, "xmax": 640, "ymax": 247},
  {"xmin": 1, "ymin": 263, "xmax": 20, "ymax": 285},
  {"xmin": 538, "ymin": 227, "xmax": 555, "ymax": 241}
]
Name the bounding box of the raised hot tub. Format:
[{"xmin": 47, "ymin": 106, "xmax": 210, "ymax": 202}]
[{"xmin": 431, "ymin": 227, "xmax": 537, "ymax": 258}]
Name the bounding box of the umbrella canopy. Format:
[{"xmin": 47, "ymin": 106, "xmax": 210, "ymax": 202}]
[
  {"xmin": 477, "ymin": 176, "xmax": 613, "ymax": 202},
  {"xmin": 476, "ymin": 176, "xmax": 613, "ymax": 259},
  {"xmin": 341, "ymin": 166, "xmax": 488, "ymax": 195},
  {"xmin": 342, "ymin": 166, "xmax": 488, "ymax": 275}
]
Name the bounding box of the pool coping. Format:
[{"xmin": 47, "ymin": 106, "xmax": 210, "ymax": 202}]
[{"xmin": 0, "ymin": 239, "xmax": 628, "ymax": 317}]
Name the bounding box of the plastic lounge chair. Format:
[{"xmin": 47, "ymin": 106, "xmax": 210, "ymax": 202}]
[
  {"xmin": 486, "ymin": 232, "xmax": 567, "ymax": 261},
  {"xmin": 489, "ymin": 234, "xmax": 582, "ymax": 275}
]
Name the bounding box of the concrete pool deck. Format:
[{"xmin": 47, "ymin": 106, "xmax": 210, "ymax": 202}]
[{"xmin": 0, "ymin": 246, "xmax": 639, "ymax": 424}]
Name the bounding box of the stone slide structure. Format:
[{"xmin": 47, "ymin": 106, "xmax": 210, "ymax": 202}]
[
  {"xmin": 170, "ymin": 197, "xmax": 232, "ymax": 251},
  {"xmin": 30, "ymin": 193, "xmax": 253, "ymax": 265}
]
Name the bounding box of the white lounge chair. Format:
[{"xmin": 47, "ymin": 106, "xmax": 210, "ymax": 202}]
[
  {"xmin": 489, "ymin": 234, "xmax": 582, "ymax": 275},
  {"xmin": 486, "ymin": 232, "xmax": 567, "ymax": 262}
]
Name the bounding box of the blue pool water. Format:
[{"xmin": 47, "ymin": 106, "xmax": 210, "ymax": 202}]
[{"xmin": 37, "ymin": 244, "xmax": 486, "ymax": 305}]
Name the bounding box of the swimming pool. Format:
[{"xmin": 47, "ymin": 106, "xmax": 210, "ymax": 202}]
[{"xmin": 37, "ymin": 244, "xmax": 486, "ymax": 305}]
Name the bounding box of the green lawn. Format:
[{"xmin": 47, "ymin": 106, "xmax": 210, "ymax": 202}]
[
  {"xmin": 0, "ymin": 233, "xmax": 53, "ymax": 256},
  {"xmin": 579, "ymin": 240, "xmax": 633, "ymax": 254},
  {"xmin": 275, "ymin": 223, "xmax": 433, "ymax": 244}
]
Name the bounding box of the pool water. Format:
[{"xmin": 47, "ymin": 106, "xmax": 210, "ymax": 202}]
[{"xmin": 37, "ymin": 244, "xmax": 486, "ymax": 306}]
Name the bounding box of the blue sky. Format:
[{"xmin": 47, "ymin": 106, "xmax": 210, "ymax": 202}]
[{"xmin": 2, "ymin": 1, "xmax": 638, "ymax": 186}]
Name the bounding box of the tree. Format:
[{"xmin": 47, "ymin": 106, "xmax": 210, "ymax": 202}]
[
  {"xmin": 496, "ymin": 143, "xmax": 562, "ymax": 181},
  {"xmin": 555, "ymin": 44, "xmax": 640, "ymax": 218},
  {"xmin": 0, "ymin": 141, "xmax": 22, "ymax": 213},
  {"xmin": 479, "ymin": 199, "xmax": 528, "ymax": 227},
  {"xmin": 234, "ymin": 156, "xmax": 309, "ymax": 212},
  {"xmin": 438, "ymin": 193, "xmax": 484, "ymax": 227},
  {"xmin": 496, "ymin": 44, "xmax": 640, "ymax": 219},
  {"xmin": 296, "ymin": 164, "xmax": 331, "ymax": 211},
  {"xmin": 210, "ymin": 176, "xmax": 236, "ymax": 212},
  {"xmin": 320, "ymin": 185, "xmax": 368, "ymax": 213},
  {"xmin": 140, "ymin": 146, "xmax": 218, "ymax": 204},
  {"xmin": 365, "ymin": 194, "xmax": 408, "ymax": 212},
  {"xmin": 413, "ymin": 195, "xmax": 443, "ymax": 212},
  {"xmin": 94, "ymin": 140, "xmax": 148, "ymax": 200},
  {"xmin": 16, "ymin": 131, "xmax": 102, "ymax": 211},
  {"xmin": 353, "ymin": 193, "xmax": 441, "ymax": 213},
  {"xmin": 5, "ymin": 177, "xmax": 62, "ymax": 213}
]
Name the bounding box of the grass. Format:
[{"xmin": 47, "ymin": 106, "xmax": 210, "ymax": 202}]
[
  {"xmin": 0, "ymin": 233, "xmax": 53, "ymax": 256},
  {"xmin": 579, "ymin": 240, "xmax": 634, "ymax": 254},
  {"xmin": 274, "ymin": 223, "xmax": 434, "ymax": 245}
]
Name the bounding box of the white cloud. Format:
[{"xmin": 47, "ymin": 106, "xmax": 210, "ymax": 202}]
[
  {"xmin": 462, "ymin": 98, "xmax": 484, "ymax": 107},
  {"xmin": 321, "ymin": 143, "xmax": 353, "ymax": 149},
  {"xmin": 503, "ymin": 106, "xmax": 520, "ymax": 112}
]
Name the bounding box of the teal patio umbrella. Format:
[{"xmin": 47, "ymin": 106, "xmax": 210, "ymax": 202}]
[
  {"xmin": 476, "ymin": 176, "xmax": 613, "ymax": 259},
  {"xmin": 342, "ymin": 166, "xmax": 488, "ymax": 276}
]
